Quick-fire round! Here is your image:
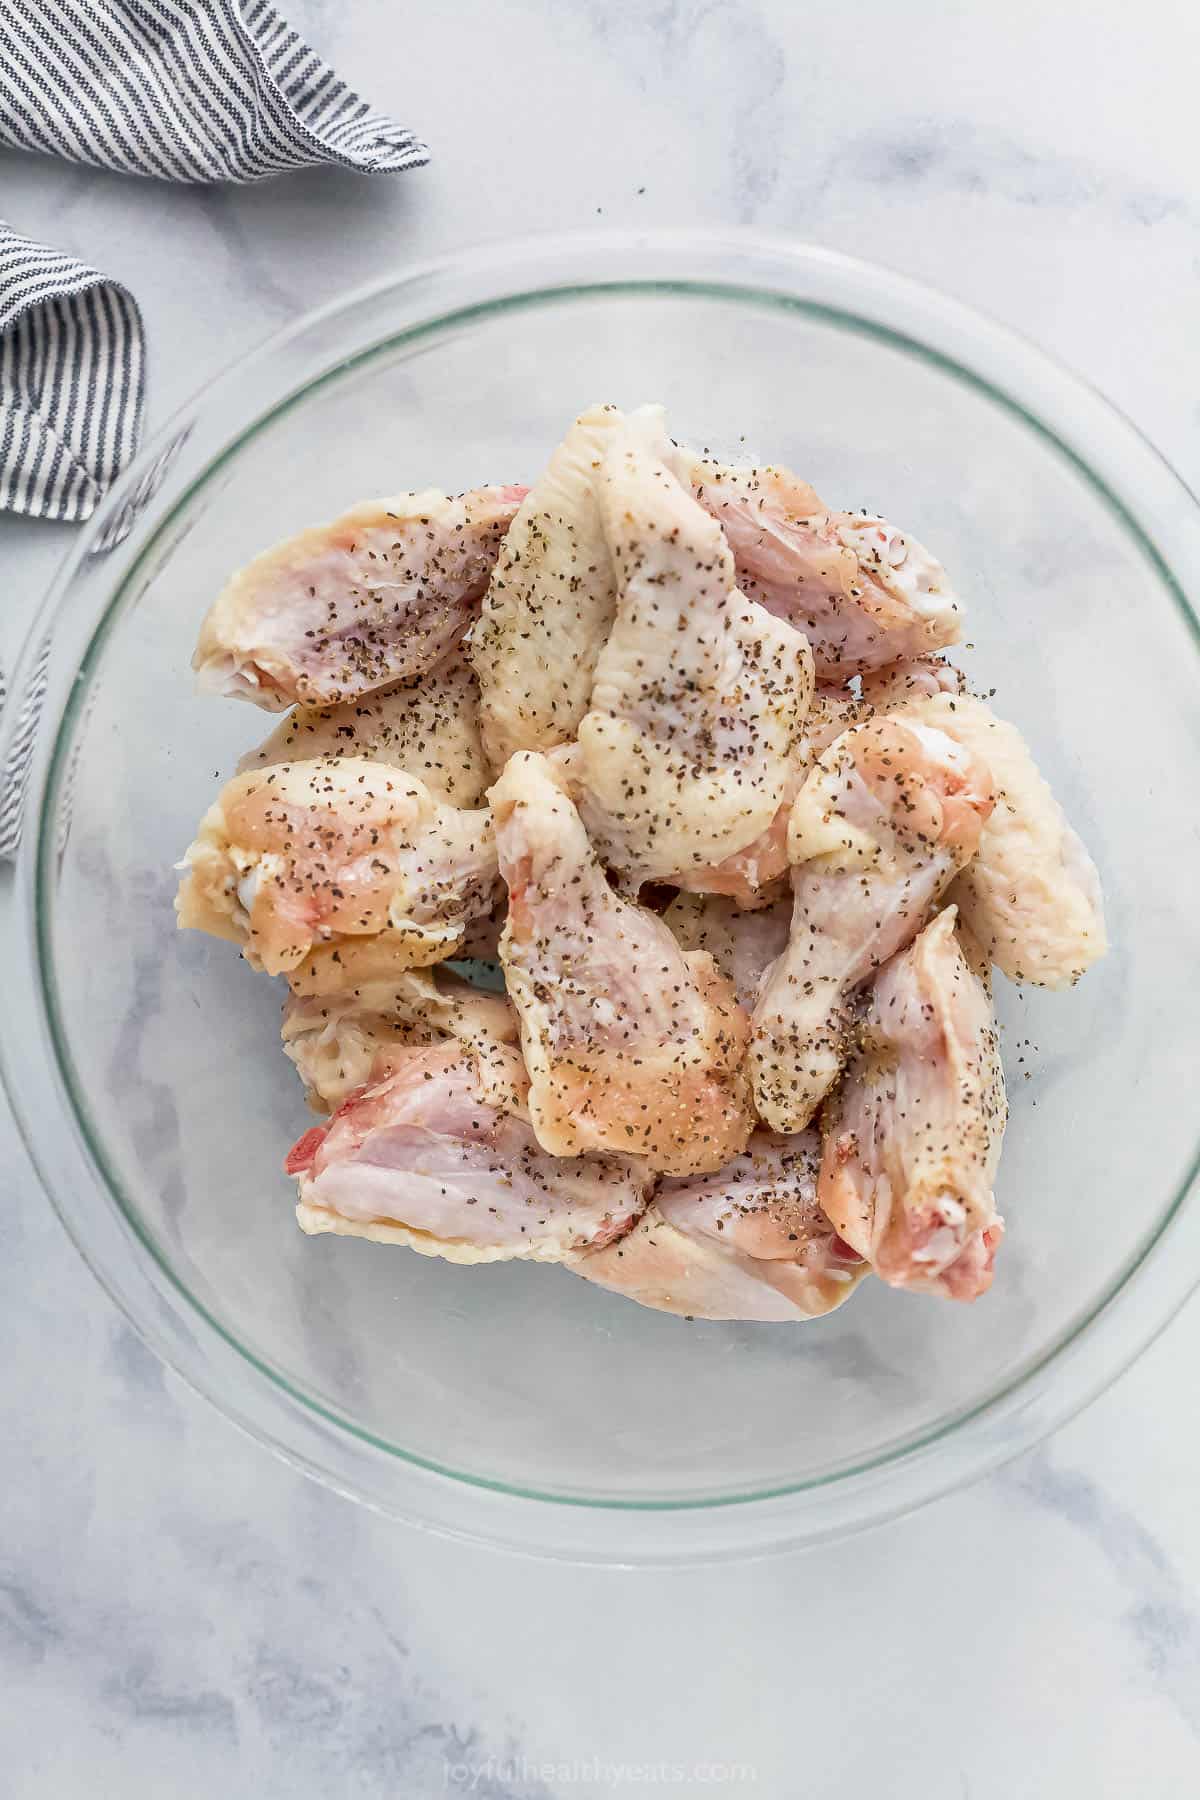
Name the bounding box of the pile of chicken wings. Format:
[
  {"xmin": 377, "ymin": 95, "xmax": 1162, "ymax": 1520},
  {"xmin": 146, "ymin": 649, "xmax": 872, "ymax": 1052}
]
[{"xmin": 176, "ymin": 403, "xmax": 1107, "ymax": 1321}]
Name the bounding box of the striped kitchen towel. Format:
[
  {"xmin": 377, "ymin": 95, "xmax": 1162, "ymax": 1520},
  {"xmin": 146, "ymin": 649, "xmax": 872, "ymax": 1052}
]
[
  {"xmin": 0, "ymin": 0, "xmax": 426, "ymax": 855},
  {"xmin": 0, "ymin": 226, "xmax": 145, "ymax": 523},
  {"xmin": 0, "ymin": 0, "xmax": 427, "ymax": 523}
]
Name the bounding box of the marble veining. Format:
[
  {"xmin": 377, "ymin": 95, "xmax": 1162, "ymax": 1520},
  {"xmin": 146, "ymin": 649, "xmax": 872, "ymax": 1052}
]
[
  {"xmin": 836, "ymin": 120, "xmax": 1190, "ymax": 228},
  {"xmin": 1009, "ymin": 1447, "xmax": 1200, "ymax": 1736}
]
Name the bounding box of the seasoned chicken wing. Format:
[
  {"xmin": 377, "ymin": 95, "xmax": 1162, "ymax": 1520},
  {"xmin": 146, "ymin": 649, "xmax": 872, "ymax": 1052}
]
[
  {"xmin": 751, "ymin": 716, "xmax": 994, "ymax": 1132},
  {"xmin": 492, "ymin": 751, "xmax": 754, "ymax": 1175},
  {"xmin": 662, "ymin": 890, "xmax": 792, "ymax": 1011},
  {"xmin": 574, "ymin": 439, "xmax": 813, "ymax": 887},
  {"xmin": 194, "ymin": 484, "xmax": 526, "ymax": 710},
  {"xmin": 239, "ymin": 653, "xmax": 491, "ymax": 808},
  {"xmin": 819, "ymin": 906, "xmax": 1006, "ymax": 1300},
  {"xmin": 868, "ymin": 691, "xmax": 1107, "ymax": 989},
  {"xmin": 687, "ymin": 456, "xmax": 962, "ymax": 677},
  {"xmin": 286, "ymin": 1041, "xmax": 652, "ymax": 1263},
  {"xmin": 175, "ymin": 757, "xmax": 499, "ymax": 976},
  {"xmin": 282, "ymin": 961, "xmax": 518, "ymax": 1112},
  {"xmin": 471, "ymin": 405, "xmax": 676, "ymax": 766},
  {"xmin": 569, "ymin": 1130, "xmax": 868, "ymax": 1321}
]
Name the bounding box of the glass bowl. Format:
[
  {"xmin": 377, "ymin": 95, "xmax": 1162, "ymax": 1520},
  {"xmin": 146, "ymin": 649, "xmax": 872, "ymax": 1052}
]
[{"xmin": 3, "ymin": 231, "xmax": 1199, "ymax": 1565}]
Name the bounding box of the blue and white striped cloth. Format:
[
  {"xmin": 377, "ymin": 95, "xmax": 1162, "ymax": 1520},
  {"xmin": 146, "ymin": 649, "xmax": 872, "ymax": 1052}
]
[
  {"xmin": 0, "ymin": 227, "xmax": 144, "ymax": 522},
  {"xmin": 0, "ymin": 0, "xmax": 426, "ymax": 523},
  {"xmin": 0, "ymin": 0, "xmax": 426, "ymax": 854}
]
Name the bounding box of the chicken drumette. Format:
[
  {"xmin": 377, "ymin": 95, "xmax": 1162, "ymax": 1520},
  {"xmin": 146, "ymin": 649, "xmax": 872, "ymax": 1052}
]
[
  {"xmin": 194, "ymin": 484, "xmax": 526, "ymax": 709},
  {"xmin": 686, "ymin": 455, "xmax": 963, "ymax": 678},
  {"xmin": 751, "ymin": 715, "xmax": 994, "ymax": 1132},
  {"xmin": 819, "ymin": 906, "xmax": 1007, "ymax": 1300},
  {"xmin": 176, "ymin": 756, "xmax": 499, "ymax": 976},
  {"xmin": 287, "ymin": 1040, "xmax": 652, "ymax": 1263},
  {"xmin": 572, "ymin": 435, "xmax": 813, "ymax": 888},
  {"xmin": 868, "ymin": 689, "xmax": 1107, "ymax": 989},
  {"xmin": 570, "ymin": 1129, "xmax": 868, "ymax": 1321},
  {"xmin": 241, "ymin": 651, "xmax": 492, "ymax": 809},
  {"xmin": 492, "ymin": 750, "xmax": 754, "ymax": 1175},
  {"xmin": 471, "ymin": 404, "xmax": 676, "ymax": 766}
]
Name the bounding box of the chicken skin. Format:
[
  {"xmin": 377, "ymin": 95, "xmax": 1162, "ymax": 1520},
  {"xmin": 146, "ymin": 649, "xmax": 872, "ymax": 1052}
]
[
  {"xmin": 570, "ymin": 1130, "xmax": 868, "ymax": 1321},
  {"xmin": 282, "ymin": 961, "xmax": 519, "ymax": 1112},
  {"xmin": 671, "ymin": 681, "xmax": 879, "ymax": 907},
  {"xmin": 471, "ymin": 405, "xmax": 675, "ymax": 766},
  {"xmin": 662, "ymin": 890, "xmax": 792, "ymax": 1011},
  {"xmin": 574, "ymin": 439, "xmax": 813, "ymax": 887},
  {"xmin": 869, "ymin": 690, "xmax": 1107, "ymax": 989},
  {"xmin": 492, "ymin": 750, "xmax": 754, "ymax": 1175},
  {"xmin": 286, "ymin": 1041, "xmax": 652, "ymax": 1263},
  {"xmin": 194, "ymin": 484, "xmax": 526, "ymax": 710},
  {"xmin": 670, "ymin": 746, "xmax": 810, "ymax": 908},
  {"xmin": 240, "ymin": 652, "xmax": 491, "ymax": 808},
  {"xmin": 175, "ymin": 402, "xmax": 1106, "ymax": 1322},
  {"xmin": 175, "ymin": 757, "xmax": 499, "ymax": 976},
  {"xmin": 858, "ymin": 655, "xmax": 966, "ymax": 711},
  {"xmin": 751, "ymin": 716, "xmax": 994, "ymax": 1132},
  {"xmin": 819, "ymin": 907, "xmax": 1007, "ymax": 1300},
  {"xmin": 686, "ymin": 456, "xmax": 963, "ymax": 678},
  {"xmin": 803, "ymin": 681, "xmax": 877, "ymax": 752}
]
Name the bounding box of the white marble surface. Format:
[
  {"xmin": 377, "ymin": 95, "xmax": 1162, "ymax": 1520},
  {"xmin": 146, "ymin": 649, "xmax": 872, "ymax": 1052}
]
[{"xmin": 3, "ymin": 2, "xmax": 1200, "ymax": 1793}]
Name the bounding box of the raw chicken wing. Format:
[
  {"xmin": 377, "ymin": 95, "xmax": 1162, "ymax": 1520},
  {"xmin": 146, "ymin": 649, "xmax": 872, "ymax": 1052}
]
[
  {"xmin": 687, "ymin": 456, "xmax": 962, "ymax": 677},
  {"xmin": 868, "ymin": 691, "xmax": 1107, "ymax": 989},
  {"xmin": 472, "ymin": 405, "xmax": 675, "ymax": 766},
  {"xmin": 819, "ymin": 906, "xmax": 1007, "ymax": 1299},
  {"xmin": 282, "ymin": 961, "xmax": 518, "ymax": 1112},
  {"xmin": 570, "ymin": 1130, "xmax": 868, "ymax": 1321},
  {"xmin": 176, "ymin": 757, "xmax": 498, "ymax": 976},
  {"xmin": 240, "ymin": 652, "xmax": 491, "ymax": 807},
  {"xmin": 194, "ymin": 484, "xmax": 526, "ymax": 710},
  {"xmin": 575, "ymin": 439, "xmax": 813, "ymax": 886},
  {"xmin": 287, "ymin": 1041, "xmax": 652, "ymax": 1263},
  {"xmin": 751, "ymin": 716, "xmax": 994, "ymax": 1131},
  {"xmin": 492, "ymin": 751, "xmax": 754, "ymax": 1175}
]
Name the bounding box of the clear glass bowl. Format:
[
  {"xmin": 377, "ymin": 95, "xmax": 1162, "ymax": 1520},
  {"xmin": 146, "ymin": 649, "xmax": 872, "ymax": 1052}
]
[{"xmin": 3, "ymin": 231, "xmax": 1199, "ymax": 1564}]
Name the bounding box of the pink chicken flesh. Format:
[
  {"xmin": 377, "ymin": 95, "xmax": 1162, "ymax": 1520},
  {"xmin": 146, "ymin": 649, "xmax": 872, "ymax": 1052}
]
[
  {"xmin": 175, "ymin": 757, "xmax": 498, "ymax": 976},
  {"xmin": 571, "ymin": 1130, "xmax": 869, "ymax": 1321},
  {"xmin": 193, "ymin": 484, "xmax": 526, "ymax": 710},
  {"xmin": 819, "ymin": 906, "xmax": 1007, "ymax": 1300},
  {"xmin": 751, "ymin": 715, "xmax": 994, "ymax": 1132},
  {"xmin": 672, "ymin": 681, "xmax": 885, "ymax": 907},
  {"xmin": 686, "ymin": 457, "xmax": 963, "ymax": 678},
  {"xmin": 492, "ymin": 750, "xmax": 755, "ymax": 1176},
  {"xmin": 286, "ymin": 1040, "xmax": 652, "ymax": 1263}
]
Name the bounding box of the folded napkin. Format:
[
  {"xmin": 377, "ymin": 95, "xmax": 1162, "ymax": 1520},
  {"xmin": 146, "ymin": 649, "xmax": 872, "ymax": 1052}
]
[
  {"xmin": 0, "ymin": 0, "xmax": 426, "ymax": 853},
  {"xmin": 0, "ymin": 0, "xmax": 427, "ymax": 522}
]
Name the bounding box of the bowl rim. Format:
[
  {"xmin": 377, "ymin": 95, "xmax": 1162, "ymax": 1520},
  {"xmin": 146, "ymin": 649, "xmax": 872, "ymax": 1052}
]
[{"xmin": 3, "ymin": 226, "xmax": 1200, "ymax": 1560}]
